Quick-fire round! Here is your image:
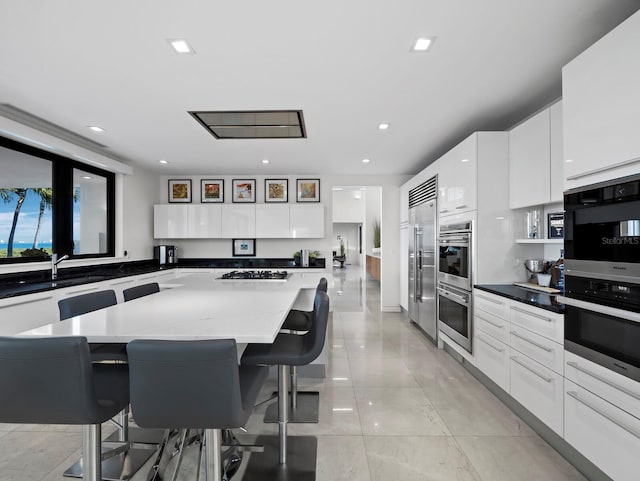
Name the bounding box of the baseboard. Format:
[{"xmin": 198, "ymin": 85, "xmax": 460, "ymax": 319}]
[{"xmin": 381, "ymin": 305, "xmax": 402, "ymax": 312}]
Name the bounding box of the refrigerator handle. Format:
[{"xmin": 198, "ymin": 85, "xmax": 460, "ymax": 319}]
[
  {"xmin": 417, "ymin": 231, "xmax": 423, "ymax": 302},
  {"xmin": 413, "ymin": 227, "xmax": 420, "ymax": 303}
]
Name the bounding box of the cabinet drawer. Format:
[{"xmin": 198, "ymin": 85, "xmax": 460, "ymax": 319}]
[
  {"xmin": 510, "ymin": 326, "xmax": 563, "ymax": 375},
  {"xmin": 475, "ymin": 308, "xmax": 509, "ymax": 344},
  {"xmin": 475, "ymin": 333, "xmax": 510, "ymax": 392},
  {"xmin": 565, "ymin": 379, "xmax": 640, "ymax": 481},
  {"xmin": 474, "ymin": 291, "xmax": 509, "ymax": 320},
  {"xmin": 565, "ymin": 351, "xmax": 640, "ymax": 420},
  {"xmin": 510, "ymin": 353, "xmax": 563, "ymax": 435},
  {"xmin": 509, "ymin": 303, "xmax": 563, "ymax": 343}
]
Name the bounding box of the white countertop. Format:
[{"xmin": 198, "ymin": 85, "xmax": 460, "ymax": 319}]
[{"xmin": 17, "ymin": 272, "xmax": 329, "ymax": 344}]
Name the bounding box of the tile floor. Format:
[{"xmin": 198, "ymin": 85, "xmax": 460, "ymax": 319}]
[{"xmin": 0, "ymin": 267, "xmax": 588, "ymax": 481}]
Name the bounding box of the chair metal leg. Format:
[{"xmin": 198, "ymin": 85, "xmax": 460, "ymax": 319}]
[
  {"xmin": 170, "ymin": 429, "xmax": 188, "ymax": 481},
  {"xmin": 116, "ymin": 407, "xmax": 129, "ymax": 442},
  {"xmin": 278, "ymin": 364, "xmax": 289, "ymax": 464},
  {"xmin": 146, "ymin": 429, "xmax": 172, "ymax": 481},
  {"xmin": 195, "ymin": 432, "xmax": 204, "ymax": 481},
  {"xmin": 83, "ymin": 423, "xmax": 102, "ymax": 481},
  {"xmin": 204, "ymin": 428, "xmax": 222, "ymax": 481},
  {"xmin": 290, "ymin": 365, "xmax": 298, "ymax": 410}
]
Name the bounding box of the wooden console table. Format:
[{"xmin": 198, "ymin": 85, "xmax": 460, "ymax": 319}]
[{"xmin": 366, "ymin": 255, "xmax": 381, "ymax": 280}]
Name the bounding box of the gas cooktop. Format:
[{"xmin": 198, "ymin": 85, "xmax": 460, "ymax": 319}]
[{"xmin": 217, "ymin": 270, "xmax": 289, "ymax": 280}]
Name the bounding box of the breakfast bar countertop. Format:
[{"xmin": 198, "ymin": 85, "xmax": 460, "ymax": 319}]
[{"xmin": 474, "ymin": 284, "xmax": 565, "ymax": 314}]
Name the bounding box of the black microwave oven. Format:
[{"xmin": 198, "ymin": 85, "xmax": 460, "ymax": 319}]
[{"xmin": 564, "ymin": 173, "xmax": 640, "ymax": 283}]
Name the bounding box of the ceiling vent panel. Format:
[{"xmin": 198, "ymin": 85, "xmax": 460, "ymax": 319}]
[{"xmin": 189, "ymin": 110, "xmax": 306, "ymax": 139}]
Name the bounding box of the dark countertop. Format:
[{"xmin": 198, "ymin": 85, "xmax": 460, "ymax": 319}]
[
  {"xmin": 0, "ymin": 257, "xmax": 327, "ymax": 300},
  {"xmin": 474, "ymin": 284, "xmax": 565, "ymax": 314}
]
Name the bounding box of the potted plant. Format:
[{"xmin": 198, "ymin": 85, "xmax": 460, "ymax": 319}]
[{"xmin": 372, "ymin": 218, "xmax": 381, "ymax": 255}]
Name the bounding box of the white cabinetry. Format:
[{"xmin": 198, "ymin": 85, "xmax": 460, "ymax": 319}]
[
  {"xmin": 187, "ymin": 205, "xmax": 222, "ymax": 238},
  {"xmin": 221, "ymin": 205, "xmax": 256, "ymax": 238},
  {"xmin": 474, "ymin": 290, "xmax": 510, "ymax": 392},
  {"xmin": 0, "ymin": 292, "xmax": 58, "ymax": 335},
  {"xmin": 289, "ymin": 205, "xmax": 324, "ymax": 238},
  {"xmin": 562, "ymin": 11, "xmax": 640, "ymax": 189},
  {"xmin": 256, "ymin": 204, "xmax": 289, "ymax": 238},
  {"xmin": 509, "ymin": 102, "xmax": 563, "ymax": 209},
  {"xmin": 437, "ymin": 135, "xmax": 477, "ymax": 215},
  {"xmin": 475, "ymin": 333, "xmax": 510, "ymax": 392},
  {"xmin": 154, "ymin": 204, "xmax": 188, "ymax": 238}
]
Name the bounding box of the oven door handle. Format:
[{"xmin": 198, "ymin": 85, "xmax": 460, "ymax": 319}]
[
  {"xmin": 437, "ymin": 287, "xmax": 469, "ymax": 305},
  {"xmin": 566, "ymin": 391, "xmax": 640, "ymax": 440},
  {"xmin": 566, "ymin": 361, "xmax": 640, "ymax": 401},
  {"xmin": 438, "ymin": 237, "xmax": 469, "ymax": 245},
  {"xmin": 558, "ymin": 296, "xmax": 640, "ymax": 324}
]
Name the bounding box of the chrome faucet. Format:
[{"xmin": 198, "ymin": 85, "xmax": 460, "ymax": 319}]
[{"xmin": 51, "ymin": 253, "xmax": 69, "ymax": 280}]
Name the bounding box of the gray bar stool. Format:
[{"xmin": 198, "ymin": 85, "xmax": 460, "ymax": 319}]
[
  {"xmin": 0, "ymin": 336, "xmax": 130, "ymax": 481},
  {"xmin": 127, "ymin": 338, "xmax": 268, "ymax": 481},
  {"xmin": 123, "ymin": 282, "xmax": 160, "ymax": 302},
  {"xmin": 265, "ymin": 278, "xmax": 328, "ymax": 424},
  {"xmin": 241, "ymin": 290, "xmax": 330, "ymax": 465}
]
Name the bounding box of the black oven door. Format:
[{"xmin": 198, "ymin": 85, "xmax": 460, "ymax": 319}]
[
  {"xmin": 438, "ymin": 234, "xmax": 471, "ymax": 290},
  {"xmin": 437, "ymin": 285, "xmax": 471, "ymax": 352},
  {"xmin": 562, "ymin": 296, "xmax": 640, "ymax": 383}
]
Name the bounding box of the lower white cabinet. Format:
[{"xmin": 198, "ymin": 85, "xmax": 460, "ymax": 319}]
[
  {"xmin": 565, "ymin": 379, "xmax": 640, "ymax": 481},
  {"xmin": 0, "ymin": 292, "xmax": 58, "ymax": 335},
  {"xmin": 509, "ymin": 303, "xmax": 563, "ymax": 344},
  {"xmin": 475, "ymin": 333, "xmax": 510, "ymax": 392},
  {"xmin": 510, "ymin": 352, "xmax": 564, "ymax": 435},
  {"xmin": 475, "ymin": 308, "xmax": 509, "ymax": 343},
  {"xmin": 509, "ymin": 326, "xmax": 564, "ymax": 375}
]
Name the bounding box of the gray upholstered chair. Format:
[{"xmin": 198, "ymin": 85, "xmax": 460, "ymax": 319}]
[
  {"xmin": 123, "ymin": 282, "xmax": 160, "ymax": 302},
  {"xmin": 127, "ymin": 338, "xmax": 268, "ymax": 481},
  {"xmin": 241, "ymin": 290, "xmax": 330, "ymax": 464},
  {"xmin": 58, "ymin": 289, "xmax": 127, "ymax": 362},
  {"xmin": 0, "ymin": 336, "xmax": 129, "ymax": 481},
  {"xmin": 268, "ymin": 277, "xmax": 328, "ymax": 424}
]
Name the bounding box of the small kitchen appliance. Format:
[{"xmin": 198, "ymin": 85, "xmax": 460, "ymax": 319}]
[{"xmin": 154, "ymin": 245, "xmax": 177, "ymax": 265}]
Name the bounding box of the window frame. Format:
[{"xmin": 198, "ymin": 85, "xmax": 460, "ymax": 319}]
[{"xmin": 0, "ymin": 135, "xmax": 116, "ymax": 264}]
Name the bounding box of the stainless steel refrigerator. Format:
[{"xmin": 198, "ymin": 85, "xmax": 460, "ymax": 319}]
[{"xmin": 408, "ymin": 176, "xmax": 437, "ymax": 343}]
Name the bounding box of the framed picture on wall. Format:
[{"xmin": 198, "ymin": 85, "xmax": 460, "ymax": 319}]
[
  {"xmin": 296, "ymin": 178, "xmax": 320, "ymax": 202},
  {"xmin": 232, "ymin": 239, "xmax": 256, "ymax": 256},
  {"xmin": 265, "ymin": 179, "xmax": 288, "ymax": 202},
  {"xmin": 232, "ymin": 179, "xmax": 256, "ymax": 203},
  {"xmin": 201, "ymin": 179, "xmax": 224, "ymax": 203},
  {"xmin": 168, "ymin": 179, "xmax": 192, "ymax": 203}
]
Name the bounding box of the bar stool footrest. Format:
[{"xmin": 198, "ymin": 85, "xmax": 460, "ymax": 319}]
[{"xmin": 63, "ymin": 445, "xmax": 155, "ymax": 481}]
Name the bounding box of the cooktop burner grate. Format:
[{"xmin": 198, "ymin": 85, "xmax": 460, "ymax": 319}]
[{"xmin": 218, "ymin": 270, "xmax": 289, "ymax": 280}]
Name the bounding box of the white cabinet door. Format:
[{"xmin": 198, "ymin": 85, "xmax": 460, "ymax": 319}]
[
  {"xmin": 221, "ymin": 205, "xmax": 256, "ymax": 238},
  {"xmin": 438, "ymin": 135, "xmax": 477, "ymax": 215},
  {"xmin": 474, "ymin": 290, "xmax": 509, "ymax": 320},
  {"xmin": 0, "ymin": 292, "xmax": 58, "ymax": 335},
  {"xmin": 510, "ymin": 352, "xmax": 564, "ymax": 435},
  {"xmin": 255, "ymin": 204, "xmax": 290, "ymax": 238},
  {"xmin": 187, "ymin": 205, "xmax": 222, "ymax": 238},
  {"xmin": 509, "ymin": 109, "xmax": 551, "ymax": 209},
  {"xmin": 475, "ymin": 308, "xmax": 509, "ymax": 344},
  {"xmin": 475, "ymin": 333, "xmax": 510, "ymax": 392},
  {"xmin": 289, "ymin": 204, "xmax": 324, "ymax": 238},
  {"xmin": 509, "ymin": 326, "xmax": 563, "ymax": 375},
  {"xmin": 509, "ymin": 303, "xmax": 563, "ymax": 344},
  {"xmin": 562, "ymin": 11, "xmax": 640, "ymax": 188},
  {"xmin": 549, "ymin": 101, "xmax": 564, "ymax": 203},
  {"xmin": 154, "ymin": 205, "xmax": 188, "ymax": 239},
  {"xmin": 565, "ymin": 379, "xmax": 640, "ymax": 481}
]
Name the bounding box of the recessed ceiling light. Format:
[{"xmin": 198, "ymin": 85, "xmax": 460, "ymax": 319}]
[
  {"xmin": 411, "ymin": 37, "xmax": 436, "ymax": 52},
  {"xmin": 378, "ymin": 123, "xmax": 390, "ymax": 130},
  {"xmin": 82, "ymin": 176, "xmax": 92, "ymax": 180},
  {"xmin": 168, "ymin": 39, "xmax": 195, "ymax": 54},
  {"xmin": 332, "ymin": 187, "xmax": 343, "ymax": 191},
  {"xmin": 496, "ymin": 216, "xmax": 505, "ymax": 220},
  {"xmin": 159, "ymin": 159, "xmax": 169, "ymax": 164},
  {"xmin": 88, "ymin": 126, "xmax": 104, "ymax": 133},
  {"xmin": 362, "ymin": 158, "xmax": 370, "ymax": 163},
  {"xmin": 461, "ymin": 158, "xmax": 469, "ymax": 163},
  {"xmin": 261, "ymin": 159, "xmax": 269, "ymax": 164},
  {"xmin": 565, "ymin": 159, "xmax": 574, "ymax": 163}
]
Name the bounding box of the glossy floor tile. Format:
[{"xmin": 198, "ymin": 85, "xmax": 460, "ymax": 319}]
[{"xmin": 3, "ymin": 266, "xmax": 587, "ymax": 481}]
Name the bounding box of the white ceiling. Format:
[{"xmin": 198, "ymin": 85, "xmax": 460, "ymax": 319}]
[{"xmin": 0, "ymin": 1, "xmax": 638, "ymax": 176}]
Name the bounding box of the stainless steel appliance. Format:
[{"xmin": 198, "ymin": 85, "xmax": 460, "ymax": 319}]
[
  {"xmin": 438, "ymin": 222, "xmax": 472, "ymax": 291},
  {"xmin": 437, "ymin": 283, "xmax": 472, "ymax": 352},
  {"xmin": 408, "ymin": 177, "xmax": 438, "ymax": 342},
  {"xmin": 560, "ymin": 276, "xmax": 640, "ymax": 382},
  {"xmin": 564, "ymin": 173, "xmax": 640, "ymax": 282},
  {"xmin": 154, "ymin": 245, "xmax": 177, "ymax": 265},
  {"xmin": 218, "ymin": 270, "xmax": 289, "ymax": 280}
]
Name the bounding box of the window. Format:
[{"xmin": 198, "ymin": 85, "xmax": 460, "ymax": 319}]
[{"xmin": 0, "ymin": 136, "xmax": 115, "ymax": 263}]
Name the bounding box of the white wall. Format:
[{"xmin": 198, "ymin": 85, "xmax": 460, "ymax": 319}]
[
  {"xmin": 121, "ymin": 167, "xmax": 161, "ymax": 261},
  {"xmin": 365, "ymin": 186, "xmax": 381, "ymax": 256},
  {"xmin": 332, "ymin": 190, "xmax": 365, "ymax": 223}
]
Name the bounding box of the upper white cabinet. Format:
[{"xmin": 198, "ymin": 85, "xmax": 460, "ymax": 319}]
[
  {"xmin": 509, "ymin": 101, "xmax": 563, "ymax": 209},
  {"xmin": 437, "ymin": 135, "xmax": 478, "ymax": 215},
  {"xmin": 187, "ymin": 205, "xmax": 222, "ymax": 238},
  {"xmin": 154, "ymin": 204, "xmax": 188, "ymax": 238},
  {"xmin": 562, "ymin": 11, "xmax": 640, "ymax": 189},
  {"xmin": 221, "ymin": 205, "xmax": 256, "ymax": 238},
  {"xmin": 290, "ymin": 204, "xmax": 324, "ymax": 238},
  {"xmin": 255, "ymin": 204, "xmax": 289, "ymax": 238}
]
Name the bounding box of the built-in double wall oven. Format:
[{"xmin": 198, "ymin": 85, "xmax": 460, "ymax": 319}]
[
  {"xmin": 437, "ymin": 221, "xmax": 473, "ymax": 352},
  {"xmin": 560, "ymin": 173, "xmax": 640, "ymax": 382}
]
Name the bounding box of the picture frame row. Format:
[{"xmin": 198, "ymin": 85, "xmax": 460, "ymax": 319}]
[{"xmin": 168, "ymin": 178, "xmax": 320, "ymax": 204}]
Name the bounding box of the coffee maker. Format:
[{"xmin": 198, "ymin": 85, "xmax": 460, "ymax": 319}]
[{"xmin": 154, "ymin": 245, "xmax": 177, "ymax": 265}]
